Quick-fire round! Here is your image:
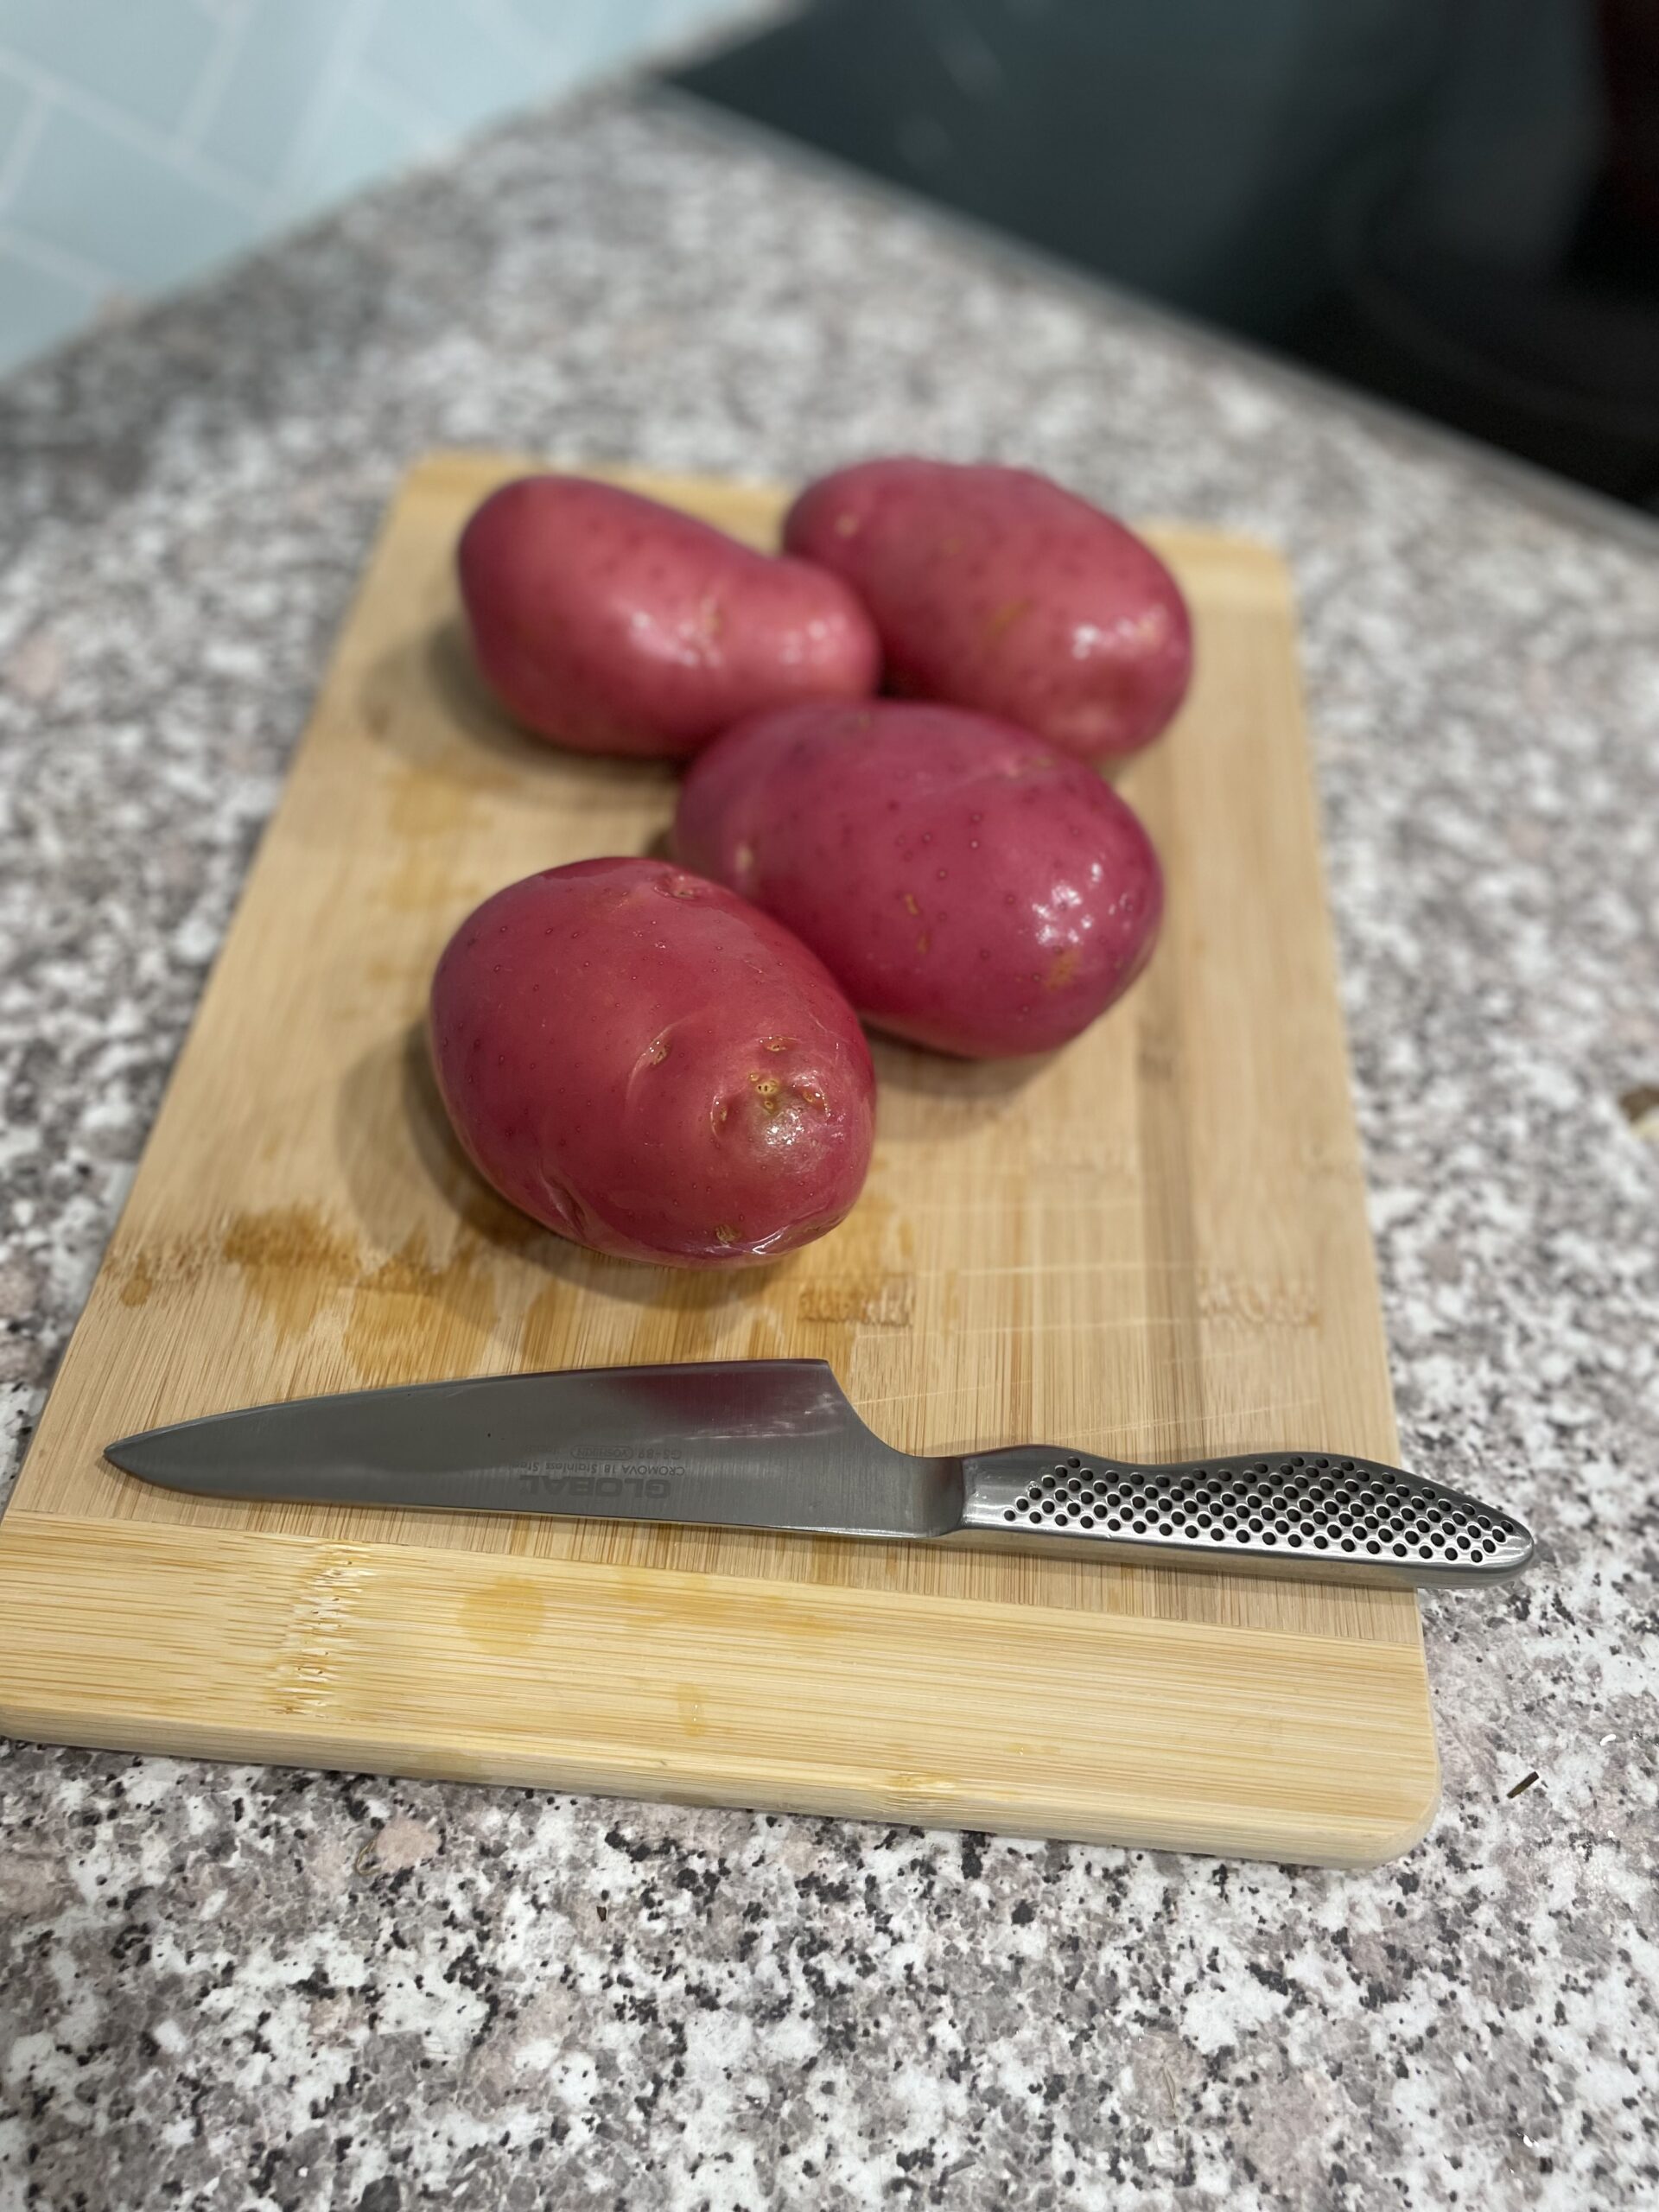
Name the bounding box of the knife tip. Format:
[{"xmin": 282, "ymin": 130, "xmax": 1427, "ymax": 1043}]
[{"xmin": 105, "ymin": 1430, "xmax": 159, "ymax": 1481}]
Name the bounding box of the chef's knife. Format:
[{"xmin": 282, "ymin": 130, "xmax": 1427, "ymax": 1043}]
[{"xmin": 105, "ymin": 1358, "xmax": 1534, "ymax": 1588}]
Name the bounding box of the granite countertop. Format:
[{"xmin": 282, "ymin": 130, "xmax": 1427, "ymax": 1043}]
[{"xmin": 2, "ymin": 88, "xmax": 1656, "ymax": 2212}]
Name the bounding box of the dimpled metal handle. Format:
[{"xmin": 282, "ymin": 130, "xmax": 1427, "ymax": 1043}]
[{"xmin": 957, "ymin": 1444, "xmax": 1535, "ymax": 1586}]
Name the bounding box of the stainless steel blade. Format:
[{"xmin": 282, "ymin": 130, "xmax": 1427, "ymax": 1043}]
[
  {"xmin": 105, "ymin": 1360, "xmax": 961, "ymax": 1538},
  {"xmin": 105, "ymin": 1359, "xmax": 1535, "ymax": 1587}
]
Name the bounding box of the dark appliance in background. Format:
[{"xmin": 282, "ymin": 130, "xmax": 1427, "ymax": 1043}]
[{"xmin": 670, "ymin": 0, "xmax": 1659, "ymax": 510}]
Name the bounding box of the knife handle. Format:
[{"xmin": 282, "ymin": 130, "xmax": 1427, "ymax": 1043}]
[{"xmin": 956, "ymin": 1445, "xmax": 1534, "ymax": 1587}]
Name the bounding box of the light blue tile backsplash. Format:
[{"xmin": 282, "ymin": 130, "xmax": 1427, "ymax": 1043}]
[
  {"xmin": 0, "ymin": 60, "xmax": 28, "ymax": 147},
  {"xmin": 0, "ymin": 240, "xmax": 94, "ymax": 359},
  {"xmin": 11, "ymin": 103, "xmax": 257, "ymax": 288},
  {"xmin": 360, "ymin": 0, "xmax": 547, "ymax": 137},
  {"xmin": 0, "ymin": 0, "xmax": 753, "ymax": 378},
  {"xmin": 287, "ymin": 81, "xmax": 430, "ymax": 219},
  {"xmin": 195, "ymin": 0, "xmax": 345, "ymax": 193},
  {"xmin": 0, "ymin": 0, "xmax": 219, "ymax": 135}
]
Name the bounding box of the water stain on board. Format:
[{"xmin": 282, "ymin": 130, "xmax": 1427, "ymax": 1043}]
[
  {"xmin": 378, "ymin": 849, "xmax": 490, "ymax": 917},
  {"xmin": 108, "ymin": 1236, "xmax": 213, "ymax": 1312},
  {"xmin": 797, "ymin": 1274, "xmax": 915, "ymax": 1329},
  {"xmin": 369, "ymin": 719, "xmax": 492, "ymax": 909},
  {"xmin": 359, "ymin": 626, "xmax": 524, "ymax": 791},
  {"xmin": 340, "ymin": 1228, "xmax": 498, "ymax": 1382},
  {"xmin": 459, "ymin": 1574, "xmax": 550, "ymax": 1656},
  {"xmin": 219, "ymin": 1198, "xmax": 502, "ymax": 1376},
  {"xmin": 1197, "ymin": 1268, "xmax": 1320, "ymax": 1329},
  {"xmin": 222, "ymin": 1205, "xmax": 359, "ymax": 1342},
  {"xmin": 385, "ymin": 759, "xmax": 482, "ymax": 842}
]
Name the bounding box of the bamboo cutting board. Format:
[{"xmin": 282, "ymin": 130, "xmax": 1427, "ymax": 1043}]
[{"xmin": 0, "ymin": 452, "xmax": 1438, "ymax": 1864}]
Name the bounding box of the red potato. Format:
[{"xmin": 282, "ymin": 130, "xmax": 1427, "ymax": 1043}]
[
  {"xmin": 674, "ymin": 701, "xmax": 1163, "ymax": 1058},
  {"xmin": 458, "ymin": 475, "xmax": 880, "ymax": 759},
  {"xmin": 429, "ymin": 858, "xmax": 875, "ymax": 1266},
  {"xmin": 784, "ymin": 458, "xmax": 1192, "ymax": 762}
]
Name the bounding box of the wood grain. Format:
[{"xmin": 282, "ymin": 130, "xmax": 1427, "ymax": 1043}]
[{"xmin": 0, "ymin": 452, "xmax": 1437, "ymax": 1861}]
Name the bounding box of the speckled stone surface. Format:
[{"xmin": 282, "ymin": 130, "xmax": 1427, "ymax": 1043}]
[{"xmin": 2, "ymin": 90, "xmax": 1656, "ymax": 2212}]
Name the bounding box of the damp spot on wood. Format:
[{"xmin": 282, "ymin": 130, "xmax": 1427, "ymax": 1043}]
[
  {"xmin": 340, "ymin": 1229, "xmax": 499, "ymax": 1382},
  {"xmin": 222, "ymin": 1205, "xmax": 359, "ymax": 1341},
  {"xmin": 459, "ymin": 1574, "xmax": 550, "ymax": 1656},
  {"xmin": 798, "ymin": 1274, "xmax": 915, "ymax": 1329}
]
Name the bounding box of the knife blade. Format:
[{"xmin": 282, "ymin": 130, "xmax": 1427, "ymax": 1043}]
[{"xmin": 105, "ymin": 1358, "xmax": 1535, "ymax": 1588}]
